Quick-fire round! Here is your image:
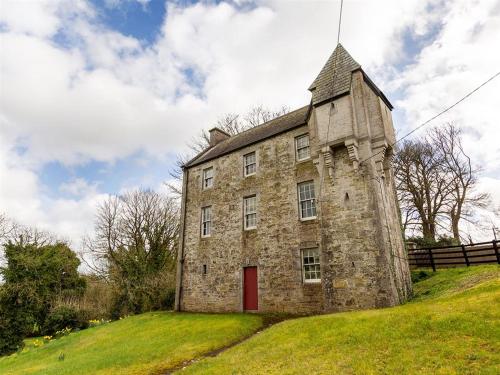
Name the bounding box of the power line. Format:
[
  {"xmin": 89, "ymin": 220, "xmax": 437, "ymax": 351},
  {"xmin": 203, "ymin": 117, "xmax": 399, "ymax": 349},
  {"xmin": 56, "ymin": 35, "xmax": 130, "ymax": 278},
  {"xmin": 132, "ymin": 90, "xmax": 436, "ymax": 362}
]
[
  {"xmin": 359, "ymin": 70, "xmax": 500, "ymax": 165},
  {"xmin": 337, "ymin": 0, "xmax": 344, "ymax": 45},
  {"xmin": 318, "ymin": 0, "xmax": 344, "ymax": 202}
]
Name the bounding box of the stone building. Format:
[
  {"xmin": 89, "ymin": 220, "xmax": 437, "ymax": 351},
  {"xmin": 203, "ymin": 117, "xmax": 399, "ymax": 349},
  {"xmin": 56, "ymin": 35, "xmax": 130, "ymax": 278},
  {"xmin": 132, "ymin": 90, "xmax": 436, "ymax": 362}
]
[{"xmin": 174, "ymin": 44, "xmax": 412, "ymax": 314}]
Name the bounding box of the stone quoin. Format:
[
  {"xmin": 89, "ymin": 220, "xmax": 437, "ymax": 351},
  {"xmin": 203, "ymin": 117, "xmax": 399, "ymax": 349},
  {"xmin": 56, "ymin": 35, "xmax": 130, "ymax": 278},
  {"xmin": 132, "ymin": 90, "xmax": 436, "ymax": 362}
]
[{"xmin": 175, "ymin": 44, "xmax": 412, "ymax": 314}]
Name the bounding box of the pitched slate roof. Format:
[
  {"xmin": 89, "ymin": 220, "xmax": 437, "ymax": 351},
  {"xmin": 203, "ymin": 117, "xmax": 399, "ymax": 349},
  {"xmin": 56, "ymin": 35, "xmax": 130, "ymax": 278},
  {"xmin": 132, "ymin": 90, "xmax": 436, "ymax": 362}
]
[
  {"xmin": 184, "ymin": 105, "xmax": 310, "ymax": 168},
  {"xmin": 308, "ymin": 43, "xmax": 361, "ymax": 105},
  {"xmin": 184, "ymin": 45, "xmax": 393, "ymax": 169}
]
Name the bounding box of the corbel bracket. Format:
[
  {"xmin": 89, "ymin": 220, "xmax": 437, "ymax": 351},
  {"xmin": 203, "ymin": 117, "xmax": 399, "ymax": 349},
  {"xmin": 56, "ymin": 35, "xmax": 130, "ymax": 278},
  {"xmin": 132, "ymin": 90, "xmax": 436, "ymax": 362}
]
[
  {"xmin": 345, "ymin": 139, "xmax": 360, "ymax": 172},
  {"xmin": 318, "ymin": 146, "xmax": 335, "ymax": 185}
]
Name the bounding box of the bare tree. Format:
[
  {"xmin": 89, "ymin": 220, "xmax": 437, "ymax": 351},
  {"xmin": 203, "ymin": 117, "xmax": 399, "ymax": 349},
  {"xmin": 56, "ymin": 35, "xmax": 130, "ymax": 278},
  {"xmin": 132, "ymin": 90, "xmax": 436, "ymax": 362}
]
[
  {"xmin": 429, "ymin": 123, "xmax": 490, "ymax": 242},
  {"xmin": 0, "ymin": 214, "xmax": 58, "ymax": 247},
  {"xmin": 394, "ymin": 138, "xmax": 451, "ymax": 241},
  {"xmin": 167, "ymin": 105, "xmax": 290, "ymax": 196},
  {"xmin": 84, "ymin": 190, "xmax": 179, "ymax": 277}
]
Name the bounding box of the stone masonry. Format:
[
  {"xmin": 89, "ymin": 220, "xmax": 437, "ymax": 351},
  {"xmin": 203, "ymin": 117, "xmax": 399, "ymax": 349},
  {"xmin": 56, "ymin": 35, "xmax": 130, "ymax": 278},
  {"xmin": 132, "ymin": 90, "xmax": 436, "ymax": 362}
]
[{"xmin": 175, "ymin": 44, "xmax": 412, "ymax": 314}]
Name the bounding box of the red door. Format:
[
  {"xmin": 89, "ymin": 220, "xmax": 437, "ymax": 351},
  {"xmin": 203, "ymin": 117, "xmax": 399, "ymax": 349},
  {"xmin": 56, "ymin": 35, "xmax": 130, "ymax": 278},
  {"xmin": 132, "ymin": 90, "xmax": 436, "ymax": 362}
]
[{"xmin": 243, "ymin": 267, "xmax": 258, "ymax": 311}]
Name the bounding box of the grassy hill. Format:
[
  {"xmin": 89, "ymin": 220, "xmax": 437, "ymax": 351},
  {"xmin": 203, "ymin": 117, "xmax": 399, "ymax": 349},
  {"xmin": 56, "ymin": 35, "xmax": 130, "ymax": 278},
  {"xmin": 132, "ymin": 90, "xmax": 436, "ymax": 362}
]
[
  {"xmin": 185, "ymin": 265, "xmax": 500, "ymax": 374},
  {"xmin": 1, "ymin": 265, "xmax": 498, "ymax": 374},
  {"xmin": 0, "ymin": 313, "xmax": 262, "ymax": 375}
]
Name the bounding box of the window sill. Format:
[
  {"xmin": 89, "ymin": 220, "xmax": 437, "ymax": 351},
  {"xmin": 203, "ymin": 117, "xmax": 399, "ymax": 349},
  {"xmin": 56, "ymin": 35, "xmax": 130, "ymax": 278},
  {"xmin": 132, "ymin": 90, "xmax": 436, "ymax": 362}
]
[
  {"xmin": 201, "ymin": 235, "xmax": 211, "ymax": 239},
  {"xmin": 244, "ymin": 173, "xmax": 256, "ymax": 178},
  {"xmin": 244, "ymin": 227, "xmax": 257, "ymax": 231},
  {"xmin": 303, "ymin": 280, "xmax": 321, "ymax": 284},
  {"xmin": 296, "ymin": 157, "xmax": 311, "ymax": 164},
  {"xmin": 300, "ymin": 216, "xmax": 317, "ymax": 222}
]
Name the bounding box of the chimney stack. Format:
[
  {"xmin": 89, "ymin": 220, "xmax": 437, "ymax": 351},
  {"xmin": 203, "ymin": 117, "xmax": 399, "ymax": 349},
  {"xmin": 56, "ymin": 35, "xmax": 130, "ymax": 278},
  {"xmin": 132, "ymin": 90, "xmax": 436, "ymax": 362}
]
[{"xmin": 208, "ymin": 127, "xmax": 230, "ymax": 146}]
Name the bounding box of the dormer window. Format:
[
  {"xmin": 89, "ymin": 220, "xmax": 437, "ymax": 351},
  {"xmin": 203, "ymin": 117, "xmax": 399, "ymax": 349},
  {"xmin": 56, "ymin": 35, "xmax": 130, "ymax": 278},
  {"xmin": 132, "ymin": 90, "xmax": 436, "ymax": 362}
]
[
  {"xmin": 202, "ymin": 167, "xmax": 213, "ymax": 189},
  {"xmin": 295, "ymin": 134, "xmax": 310, "ymax": 161},
  {"xmin": 243, "ymin": 152, "xmax": 256, "ymax": 176}
]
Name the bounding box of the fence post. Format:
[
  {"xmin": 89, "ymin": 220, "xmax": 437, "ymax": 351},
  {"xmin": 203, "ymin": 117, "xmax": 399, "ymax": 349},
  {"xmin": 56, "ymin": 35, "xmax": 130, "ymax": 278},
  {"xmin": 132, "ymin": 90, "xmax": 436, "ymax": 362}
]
[
  {"xmin": 494, "ymin": 240, "xmax": 500, "ymax": 265},
  {"xmin": 428, "ymin": 248, "xmax": 436, "ymax": 272},
  {"xmin": 461, "ymin": 244, "xmax": 470, "ymax": 267}
]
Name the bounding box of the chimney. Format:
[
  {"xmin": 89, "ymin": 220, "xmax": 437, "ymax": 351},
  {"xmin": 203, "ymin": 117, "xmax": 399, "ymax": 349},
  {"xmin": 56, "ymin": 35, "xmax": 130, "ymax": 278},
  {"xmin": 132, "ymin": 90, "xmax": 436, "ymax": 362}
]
[{"xmin": 208, "ymin": 127, "xmax": 230, "ymax": 146}]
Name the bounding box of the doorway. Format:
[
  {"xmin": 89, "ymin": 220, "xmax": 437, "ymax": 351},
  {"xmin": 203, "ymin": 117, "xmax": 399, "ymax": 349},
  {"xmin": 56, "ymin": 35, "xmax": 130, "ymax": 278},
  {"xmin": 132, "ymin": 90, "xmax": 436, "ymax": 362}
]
[{"xmin": 243, "ymin": 266, "xmax": 258, "ymax": 311}]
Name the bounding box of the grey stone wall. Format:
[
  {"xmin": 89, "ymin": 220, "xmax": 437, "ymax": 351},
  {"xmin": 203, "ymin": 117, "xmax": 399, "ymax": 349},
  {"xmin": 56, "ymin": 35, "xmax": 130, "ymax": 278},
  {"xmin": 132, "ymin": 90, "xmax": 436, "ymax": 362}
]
[
  {"xmin": 180, "ymin": 125, "xmax": 325, "ymax": 313},
  {"xmin": 177, "ymin": 71, "xmax": 412, "ymax": 314}
]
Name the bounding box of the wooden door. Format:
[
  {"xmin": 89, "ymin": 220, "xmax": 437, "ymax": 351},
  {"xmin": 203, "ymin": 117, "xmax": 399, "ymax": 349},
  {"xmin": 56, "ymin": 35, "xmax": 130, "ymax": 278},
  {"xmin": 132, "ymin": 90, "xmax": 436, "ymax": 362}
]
[{"xmin": 243, "ymin": 267, "xmax": 258, "ymax": 311}]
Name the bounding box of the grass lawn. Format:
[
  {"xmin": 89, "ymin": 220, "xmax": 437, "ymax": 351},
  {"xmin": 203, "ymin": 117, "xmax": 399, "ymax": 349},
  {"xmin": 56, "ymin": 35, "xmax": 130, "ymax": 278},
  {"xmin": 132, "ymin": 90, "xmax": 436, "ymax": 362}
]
[
  {"xmin": 183, "ymin": 265, "xmax": 500, "ymax": 375},
  {"xmin": 0, "ymin": 312, "xmax": 262, "ymax": 375}
]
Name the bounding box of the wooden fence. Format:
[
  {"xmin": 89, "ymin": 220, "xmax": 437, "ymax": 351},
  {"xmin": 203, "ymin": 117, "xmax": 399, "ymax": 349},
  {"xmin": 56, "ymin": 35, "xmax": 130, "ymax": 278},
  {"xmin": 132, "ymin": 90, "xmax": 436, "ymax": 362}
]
[{"xmin": 408, "ymin": 240, "xmax": 500, "ymax": 271}]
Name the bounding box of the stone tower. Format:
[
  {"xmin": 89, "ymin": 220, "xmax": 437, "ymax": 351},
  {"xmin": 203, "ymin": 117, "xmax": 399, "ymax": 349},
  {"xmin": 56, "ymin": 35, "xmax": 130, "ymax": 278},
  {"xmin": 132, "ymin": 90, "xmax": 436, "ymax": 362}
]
[
  {"xmin": 174, "ymin": 44, "xmax": 411, "ymax": 314},
  {"xmin": 309, "ymin": 44, "xmax": 412, "ymax": 310}
]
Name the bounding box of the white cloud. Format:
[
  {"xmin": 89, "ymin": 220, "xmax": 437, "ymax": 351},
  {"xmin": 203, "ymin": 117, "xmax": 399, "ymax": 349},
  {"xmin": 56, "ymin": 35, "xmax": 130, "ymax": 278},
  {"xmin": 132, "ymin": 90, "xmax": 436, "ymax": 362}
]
[
  {"xmin": 60, "ymin": 178, "xmax": 99, "ymax": 197},
  {"xmin": 395, "ymin": 0, "xmax": 500, "ymax": 166},
  {"xmin": 0, "ymin": 0, "xmax": 499, "ymax": 245}
]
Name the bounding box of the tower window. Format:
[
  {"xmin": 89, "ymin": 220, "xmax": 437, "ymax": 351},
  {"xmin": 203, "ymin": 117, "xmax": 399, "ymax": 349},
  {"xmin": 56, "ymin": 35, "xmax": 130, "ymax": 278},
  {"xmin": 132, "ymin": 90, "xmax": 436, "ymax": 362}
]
[
  {"xmin": 295, "ymin": 134, "xmax": 310, "ymax": 161},
  {"xmin": 302, "ymin": 248, "xmax": 321, "ymax": 282},
  {"xmin": 298, "ymin": 181, "xmax": 317, "ymax": 220}
]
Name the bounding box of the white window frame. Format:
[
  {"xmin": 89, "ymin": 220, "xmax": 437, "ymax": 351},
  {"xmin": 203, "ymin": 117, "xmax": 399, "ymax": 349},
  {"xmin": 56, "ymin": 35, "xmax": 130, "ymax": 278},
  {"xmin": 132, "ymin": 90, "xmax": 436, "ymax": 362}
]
[
  {"xmin": 302, "ymin": 248, "xmax": 321, "ymax": 283},
  {"xmin": 243, "ymin": 195, "xmax": 257, "ymax": 230},
  {"xmin": 243, "ymin": 152, "xmax": 257, "ymax": 177},
  {"xmin": 298, "ymin": 180, "xmax": 317, "ymax": 220},
  {"xmin": 201, "ymin": 206, "xmax": 212, "ymax": 237},
  {"xmin": 202, "ymin": 167, "xmax": 213, "ymax": 189},
  {"xmin": 295, "ymin": 134, "xmax": 310, "ymax": 161}
]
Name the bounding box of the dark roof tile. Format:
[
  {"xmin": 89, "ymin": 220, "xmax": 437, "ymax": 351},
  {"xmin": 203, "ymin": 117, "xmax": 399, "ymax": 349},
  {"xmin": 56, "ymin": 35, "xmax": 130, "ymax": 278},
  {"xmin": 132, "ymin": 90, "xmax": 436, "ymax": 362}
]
[
  {"xmin": 308, "ymin": 44, "xmax": 361, "ymax": 105},
  {"xmin": 184, "ymin": 105, "xmax": 310, "ymax": 168}
]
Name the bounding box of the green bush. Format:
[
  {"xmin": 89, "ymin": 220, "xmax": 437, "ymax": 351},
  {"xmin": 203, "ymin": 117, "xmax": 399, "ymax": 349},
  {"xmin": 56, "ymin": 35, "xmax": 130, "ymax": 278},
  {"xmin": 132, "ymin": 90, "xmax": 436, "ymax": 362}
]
[
  {"xmin": 0, "ymin": 285, "xmax": 34, "ymax": 356},
  {"xmin": 161, "ymin": 288, "xmax": 176, "ymax": 310},
  {"xmin": 1, "ymin": 242, "xmax": 87, "ymax": 338},
  {"xmin": 43, "ymin": 306, "xmax": 90, "ymax": 335}
]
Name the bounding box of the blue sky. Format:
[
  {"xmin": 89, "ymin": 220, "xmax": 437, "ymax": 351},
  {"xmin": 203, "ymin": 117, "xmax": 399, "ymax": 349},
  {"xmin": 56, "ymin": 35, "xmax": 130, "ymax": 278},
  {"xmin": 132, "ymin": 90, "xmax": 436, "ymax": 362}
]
[
  {"xmin": 89, "ymin": 0, "xmax": 167, "ymax": 43},
  {"xmin": 1, "ymin": 0, "xmax": 499, "ymax": 244}
]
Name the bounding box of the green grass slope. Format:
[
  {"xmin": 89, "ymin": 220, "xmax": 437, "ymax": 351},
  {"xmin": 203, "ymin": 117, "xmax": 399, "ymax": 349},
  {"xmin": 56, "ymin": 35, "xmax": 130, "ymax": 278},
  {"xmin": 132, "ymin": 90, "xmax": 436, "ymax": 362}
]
[
  {"xmin": 0, "ymin": 312, "xmax": 262, "ymax": 375},
  {"xmin": 184, "ymin": 265, "xmax": 500, "ymax": 375}
]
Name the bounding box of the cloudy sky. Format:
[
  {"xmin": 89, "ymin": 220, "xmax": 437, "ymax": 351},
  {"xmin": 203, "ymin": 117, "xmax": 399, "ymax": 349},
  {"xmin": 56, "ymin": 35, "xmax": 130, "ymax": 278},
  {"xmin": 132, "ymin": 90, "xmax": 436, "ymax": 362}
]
[{"xmin": 1, "ymin": 0, "xmax": 499, "ymax": 247}]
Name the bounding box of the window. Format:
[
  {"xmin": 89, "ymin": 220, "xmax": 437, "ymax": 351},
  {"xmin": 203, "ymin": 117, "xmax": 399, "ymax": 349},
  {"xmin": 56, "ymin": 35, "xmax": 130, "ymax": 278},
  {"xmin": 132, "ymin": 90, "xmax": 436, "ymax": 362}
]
[
  {"xmin": 243, "ymin": 195, "xmax": 257, "ymax": 230},
  {"xmin": 201, "ymin": 206, "xmax": 212, "ymax": 237},
  {"xmin": 295, "ymin": 134, "xmax": 310, "ymax": 161},
  {"xmin": 243, "ymin": 152, "xmax": 256, "ymax": 176},
  {"xmin": 302, "ymin": 248, "xmax": 321, "ymax": 282},
  {"xmin": 298, "ymin": 181, "xmax": 317, "ymax": 219},
  {"xmin": 203, "ymin": 264, "xmax": 207, "ymax": 275},
  {"xmin": 202, "ymin": 167, "xmax": 213, "ymax": 189}
]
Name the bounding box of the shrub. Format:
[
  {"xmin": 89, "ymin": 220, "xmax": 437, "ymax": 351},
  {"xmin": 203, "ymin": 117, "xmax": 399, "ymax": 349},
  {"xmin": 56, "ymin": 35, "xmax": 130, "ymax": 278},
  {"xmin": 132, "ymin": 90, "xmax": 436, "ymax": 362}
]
[
  {"xmin": 110, "ymin": 270, "xmax": 176, "ymax": 318},
  {"xmin": 0, "ymin": 285, "xmax": 33, "ymax": 356},
  {"xmin": 0, "ymin": 242, "xmax": 86, "ymax": 338},
  {"xmin": 43, "ymin": 306, "xmax": 90, "ymax": 335},
  {"xmin": 161, "ymin": 288, "xmax": 176, "ymax": 310}
]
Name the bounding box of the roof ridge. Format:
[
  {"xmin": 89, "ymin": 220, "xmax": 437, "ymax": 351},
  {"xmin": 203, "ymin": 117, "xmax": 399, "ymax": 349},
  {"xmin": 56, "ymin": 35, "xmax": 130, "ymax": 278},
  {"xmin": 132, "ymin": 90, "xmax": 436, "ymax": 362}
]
[
  {"xmin": 224, "ymin": 104, "xmax": 310, "ymax": 140},
  {"xmin": 184, "ymin": 105, "xmax": 310, "ymax": 168}
]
